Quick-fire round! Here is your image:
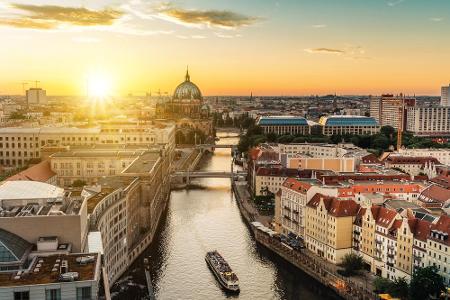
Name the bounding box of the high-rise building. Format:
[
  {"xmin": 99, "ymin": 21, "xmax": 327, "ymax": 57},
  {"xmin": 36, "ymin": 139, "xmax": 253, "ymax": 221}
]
[
  {"xmin": 26, "ymin": 88, "xmax": 47, "ymax": 105},
  {"xmin": 442, "ymin": 84, "xmax": 450, "ymax": 106},
  {"xmin": 370, "ymin": 94, "xmax": 415, "ymax": 129},
  {"xmin": 406, "ymin": 106, "xmax": 450, "ymax": 137}
]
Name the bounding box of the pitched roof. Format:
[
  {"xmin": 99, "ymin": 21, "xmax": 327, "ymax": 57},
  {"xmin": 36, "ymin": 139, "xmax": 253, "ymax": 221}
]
[
  {"xmin": 430, "ymin": 215, "xmax": 450, "ymax": 245},
  {"xmin": 307, "ymin": 193, "xmax": 360, "ymax": 217},
  {"xmin": 5, "ymin": 160, "xmax": 56, "ymax": 182},
  {"xmin": 372, "ymin": 206, "xmax": 398, "ymax": 228},
  {"xmin": 409, "ymin": 218, "xmax": 433, "ymax": 242},
  {"xmin": 385, "ymin": 156, "xmax": 441, "ymax": 165},
  {"xmin": 418, "ymin": 185, "xmax": 450, "ymax": 204},
  {"xmin": 282, "ymin": 178, "xmax": 312, "ymax": 193}
]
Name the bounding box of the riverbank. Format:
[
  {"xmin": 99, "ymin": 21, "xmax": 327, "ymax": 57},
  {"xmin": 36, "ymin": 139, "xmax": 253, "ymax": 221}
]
[{"xmin": 232, "ymin": 180, "xmax": 377, "ymax": 300}]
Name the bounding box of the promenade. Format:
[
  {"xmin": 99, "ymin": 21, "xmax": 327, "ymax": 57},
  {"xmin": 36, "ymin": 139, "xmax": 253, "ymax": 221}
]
[{"xmin": 232, "ymin": 180, "xmax": 378, "ymax": 300}]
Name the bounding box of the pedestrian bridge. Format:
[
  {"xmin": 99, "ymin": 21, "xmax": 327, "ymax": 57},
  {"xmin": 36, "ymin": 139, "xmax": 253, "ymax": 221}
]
[
  {"xmin": 171, "ymin": 171, "xmax": 247, "ymax": 179},
  {"xmin": 178, "ymin": 144, "xmax": 237, "ymax": 150}
]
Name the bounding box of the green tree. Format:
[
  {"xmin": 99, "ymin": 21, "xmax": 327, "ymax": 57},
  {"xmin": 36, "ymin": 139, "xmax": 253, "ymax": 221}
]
[
  {"xmin": 238, "ymin": 136, "xmax": 251, "ymax": 153},
  {"xmin": 409, "ymin": 266, "xmax": 445, "ymax": 300},
  {"xmin": 277, "ymin": 134, "xmax": 294, "ymax": 143},
  {"xmin": 339, "ymin": 253, "xmax": 364, "ymax": 276},
  {"xmin": 380, "ymin": 125, "xmax": 395, "ymax": 138},
  {"xmin": 374, "ymin": 277, "xmax": 392, "ymax": 293},
  {"xmin": 266, "ymin": 132, "xmax": 278, "ymax": 142},
  {"xmin": 388, "ymin": 277, "xmax": 409, "ymax": 300},
  {"xmin": 372, "ymin": 134, "xmax": 390, "ymax": 150}
]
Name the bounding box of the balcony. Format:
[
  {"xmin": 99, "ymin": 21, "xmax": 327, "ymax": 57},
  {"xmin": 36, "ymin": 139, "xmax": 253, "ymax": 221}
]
[
  {"xmin": 353, "ymin": 246, "xmax": 360, "ymax": 251},
  {"xmin": 387, "ymin": 253, "xmax": 395, "ymax": 259},
  {"xmin": 353, "ymin": 230, "xmax": 360, "ymax": 235},
  {"xmin": 284, "ymin": 206, "xmax": 291, "ymax": 211},
  {"xmin": 375, "ymin": 239, "xmax": 382, "ymax": 244},
  {"xmin": 284, "ymin": 215, "xmax": 291, "ymax": 221},
  {"xmin": 387, "ymin": 244, "xmax": 394, "ymax": 250},
  {"xmin": 292, "ymin": 210, "xmax": 299, "ymax": 214},
  {"xmin": 413, "ymin": 255, "xmax": 422, "ymax": 262}
]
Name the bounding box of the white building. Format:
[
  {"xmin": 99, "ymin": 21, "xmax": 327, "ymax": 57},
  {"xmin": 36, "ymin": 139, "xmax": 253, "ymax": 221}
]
[
  {"xmin": 442, "ymin": 84, "xmax": 450, "ymax": 106},
  {"xmin": 399, "ymin": 148, "xmax": 450, "ymax": 166},
  {"xmin": 26, "ymin": 88, "xmax": 47, "ymax": 105},
  {"xmin": 406, "ymin": 106, "xmax": 450, "ymax": 137}
]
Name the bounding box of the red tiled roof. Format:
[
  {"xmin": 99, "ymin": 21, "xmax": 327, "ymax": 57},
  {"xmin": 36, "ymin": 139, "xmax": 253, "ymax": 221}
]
[
  {"xmin": 249, "ymin": 148, "xmax": 261, "ymax": 160},
  {"xmin": 430, "ymin": 215, "xmax": 450, "ymax": 245},
  {"xmin": 5, "ymin": 160, "xmax": 56, "ymax": 182},
  {"xmin": 409, "ymin": 218, "xmax": 433, "ymax": 242},
  {"xmin": 419, "ymin": 185, "xmax": 450, "ymax": 204},
  {"xmin": 282, "ymin": 178, "xmax": 312, "ymax": 193},
  {"xmin": 307, "ymin": 193, "xmax": 360, "ymax": 217},
  {"xmin": 430, "ymin": 175, "xmax": 450, "ymax": 189},
  {"xmin": 372, "ymin": 206, "xmax": 398, "ymax": 228},
  {"xmin": 385, "ymin": 156, "xmax": 440, "ymax": 165}
]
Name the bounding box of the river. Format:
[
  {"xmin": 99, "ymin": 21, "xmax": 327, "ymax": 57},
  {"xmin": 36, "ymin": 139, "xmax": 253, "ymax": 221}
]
[{"xmin": 112, "ymin": 134, "xmax": 339, "ymax": 300}]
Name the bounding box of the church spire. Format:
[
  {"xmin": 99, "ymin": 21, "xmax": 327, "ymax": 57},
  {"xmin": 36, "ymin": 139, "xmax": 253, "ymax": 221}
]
[{"xmin": 185, "ymin": 66, "xmax": 190, "ymax": 82}]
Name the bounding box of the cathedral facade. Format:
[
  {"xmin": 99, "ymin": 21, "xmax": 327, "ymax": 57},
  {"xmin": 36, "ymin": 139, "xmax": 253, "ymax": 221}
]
[{"xmin": 156, "ymin": 69, "xmax": 213, "ymax": 139}]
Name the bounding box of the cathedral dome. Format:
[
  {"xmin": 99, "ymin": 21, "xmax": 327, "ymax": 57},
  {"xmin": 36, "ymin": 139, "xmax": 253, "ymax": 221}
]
[{"xmin": 173, "ymin": 69, "xmax": 202, "ymax": 101}]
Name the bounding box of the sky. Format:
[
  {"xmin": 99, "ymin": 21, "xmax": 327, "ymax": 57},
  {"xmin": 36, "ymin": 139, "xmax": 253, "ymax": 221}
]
[{"xmin": 0, "ymin": 0, "xmax": 449, "ymax": 96}]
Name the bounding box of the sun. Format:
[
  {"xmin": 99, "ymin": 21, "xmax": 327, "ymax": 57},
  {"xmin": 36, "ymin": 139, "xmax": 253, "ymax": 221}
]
[{"xmin": 87, "ymin": 73, "xmax": 112, "ymax": 99}]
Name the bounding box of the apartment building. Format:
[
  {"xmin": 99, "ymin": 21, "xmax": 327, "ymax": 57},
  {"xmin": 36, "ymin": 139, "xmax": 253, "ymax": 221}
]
[
  {"xmin": 384, "ymin": 155, "xmax": 441, "ymax": 176},
  {"xmin": 399, "ymin": 148, "xmax": 450, "ymax": 166},
  {"xmin": 88, "ymin": 147, "xmax": 172, "ymax": 284},
  {"xmin": 370, "ymin": 94, "xmax": 415, "ymax": 129},
  {"xmin": 442, "ymin": 84, "xmax": 450, "ymax": 106},
  {"xmin": 50, "ymin": 148, "xmax": 152, "ymax": 187},
  {"xmin": 0, "ymin": 121, "xmax": 175, "ymax": 169},
  {"xmin": 425, "ymin": 215, "xmax": 450, "ymax": 286},
  {"xmin": 318, "ymin": 115, "xmax": 379, "ymax": 136},
  {"xmin": 406, "ymin": 106, "xmax": 450, "ymax": 137},
  {"xmin": 305, "ymin": 194, "xmax": 360, "ymax": 264}
]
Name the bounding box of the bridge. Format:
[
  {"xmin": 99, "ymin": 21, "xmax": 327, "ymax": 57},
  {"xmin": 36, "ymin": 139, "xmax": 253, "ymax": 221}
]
[
  {"xmin": 178, "ymin": 144, "xmax": 236, "ymax": 150},
  {"xmin": 171, "ymin": 171, "xmax": 247, "ymax": 179}
]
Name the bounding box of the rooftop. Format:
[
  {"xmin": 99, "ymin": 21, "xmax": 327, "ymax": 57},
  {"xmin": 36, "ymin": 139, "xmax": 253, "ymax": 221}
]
[
  {"xmin": 0, "ymin": 181, "xmax": 64, "ymax": 202},
  {"xmin": 319, "ymin": 115, "xmax": 378, "ymax": 126},
  {"xmin": 0, "ymin": 253, "xmax": 99, "ymax": 287},
  {"xmin": 122, "ymin": 151, "xmax": 161, "ymax": 174},
  {"xmin": 5, "ymin": 160, "xmax": 56, "ymax": 182},
  {"xmin": 257, "ymin": 116, "xmax": 308, "ymax": 126}
]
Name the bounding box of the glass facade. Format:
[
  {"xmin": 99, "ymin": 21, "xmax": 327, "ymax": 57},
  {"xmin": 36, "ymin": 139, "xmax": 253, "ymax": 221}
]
[{"xmin": 0, "ymin": 228, "xmax": 31, "ymax": 263}]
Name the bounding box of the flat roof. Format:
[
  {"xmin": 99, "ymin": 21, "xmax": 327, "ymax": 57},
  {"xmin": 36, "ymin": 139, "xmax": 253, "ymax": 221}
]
[
  {"xmin": 51, "ymin": 150, "xmax": 146, "ymax": 158},
  {"xmin": 0, "ymin": 253, "xmax": 99, "ymax": 287},
  {"xmin": 0, "ymin": 181, "xmax": 64, "ymax": 201},
  {"xmin": 122, "ymin": 152, "xmax": 160, "ymax": 174}
]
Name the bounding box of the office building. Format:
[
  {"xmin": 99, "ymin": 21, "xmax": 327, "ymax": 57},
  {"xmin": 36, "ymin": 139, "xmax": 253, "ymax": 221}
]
[
  {"xmin": 370, "ymin": 94, "xmax": 415, "ymax": 129},
  {"xmin": 26, "ymin": 88, "xmax": 47, "ymax": 105},
  {"xmin": 318, "ymin": 115, "xmax": 379, "ymax": 136},
  {"xmin": 406, "ymin": 106, "xmax": 450, "ymax": 137},
  {"xmin": 442, "ymin": 84, "xmax": 450, "ymax": 106},
  {"xmin": 256, "ymin": 116, "xmax": 310, "ymax": 135}
]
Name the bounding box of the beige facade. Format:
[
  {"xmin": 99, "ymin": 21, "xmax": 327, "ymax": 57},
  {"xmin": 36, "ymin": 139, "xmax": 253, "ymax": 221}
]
[{"xmin": 287, "ymin": 157, "xmax": 355, "ymax": 172}]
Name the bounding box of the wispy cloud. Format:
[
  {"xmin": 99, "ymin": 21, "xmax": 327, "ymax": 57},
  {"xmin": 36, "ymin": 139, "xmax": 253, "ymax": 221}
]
[
  {"xmin": 214, "ymin": 32, "xmax": 242, "ymax": 39},
  {"xmin": 304, "ymin": 48, "xmax": 345, "ymax": 54},
  {"xmin": 430, "ymin": 17, "xmax": 443, "ymax": 22},
  {"xmin": 0, "ymin": 3, "xmax": 123, "ymax": 29},
  {"xmin": 387, "ymin": 0, "xmax": 405, "ymax": 7},
  {"xmin": 312, "ymin": 24, "xmax": 327, "ymax": 28},
  {"xmin": 304, "ymin": 45, "xmax": 370, "ymax": 59},
  {"xmin": 155, "ymin": 3, "xmax": 261, "ymax": 29}
]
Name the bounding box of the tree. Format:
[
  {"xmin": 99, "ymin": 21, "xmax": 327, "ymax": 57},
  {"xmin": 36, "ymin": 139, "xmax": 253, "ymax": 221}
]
[
  {"xmin": 338, "ymin": 253, "xmax": 364, "ymax": 276},
  {"xmin": 238, "ymin": 136, "xmax": 251, "ymax": 153},
  {"xmin": 374, "ymin": 277, "xmax": 392, "ymax": 293},
  {"xmin": 372, "ymin": 134, "xmax": 390, "ymax": 150},
  {"xmin": 266, "ymin": 132, "xmax": 278, "ymax": 142},
  {"xmin": 380, "ymin": 125, "xmax": 395, "ymax": 138},
  {"xmin": 388, "ymin": 277, "xmax": 409, "ymax": 300},
  {"xmin": 409, "ymin": 266, "xmax": 445, "ymax": 300}
]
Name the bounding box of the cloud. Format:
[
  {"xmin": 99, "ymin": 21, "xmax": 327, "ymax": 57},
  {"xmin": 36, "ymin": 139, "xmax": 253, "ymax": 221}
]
[
  {"xmin": 304, "ymin": 48, "xmax": 345, "ymax": 54},
  {"xmin": 304, "ymin": 45, "xmax": 370, "ymax": 59},
  {"xmin": 0, "ymin": 3, "xmax": 123, "ymax": 29},
  {"xmin": 312, "ymin": 24, "xmax": 327, "ymax": 28},
  {"xmin": 430, "ymin": 17, "xmax": 443, "ymax": 22},
  {"xmin": 387, "ymin": 0, "xmax": 405, "ymax": 7},
  {"xmin": 156, "ymin": 4, "xmax": 260, "ymax": 29},
  {"xmin": 214, "ymin": 32, "xmax": 242, "ymax": 38}
]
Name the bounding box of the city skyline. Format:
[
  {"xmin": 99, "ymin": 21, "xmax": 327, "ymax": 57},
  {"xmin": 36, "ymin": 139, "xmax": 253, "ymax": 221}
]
[{"xmin": 1, "ymin": 0, "xmax": 450, "ymax": 96}]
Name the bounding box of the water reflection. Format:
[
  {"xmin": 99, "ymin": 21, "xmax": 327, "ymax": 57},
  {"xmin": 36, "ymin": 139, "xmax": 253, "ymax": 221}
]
[{"xmin": 112, "ymin": 135, "xmax": 339, "ymax": 300}]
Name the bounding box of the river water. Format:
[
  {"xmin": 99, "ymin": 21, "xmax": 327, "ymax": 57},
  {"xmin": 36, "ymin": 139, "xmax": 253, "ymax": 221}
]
[{"xmin": 112, "ymin": 135, "xmax": 339, "ymax": 300}]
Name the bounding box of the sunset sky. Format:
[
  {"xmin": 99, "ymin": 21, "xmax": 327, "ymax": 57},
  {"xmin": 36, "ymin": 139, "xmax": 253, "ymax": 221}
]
[{"xmin": 0, "ymin": 0, "xmax": 449, "ymax": 96}]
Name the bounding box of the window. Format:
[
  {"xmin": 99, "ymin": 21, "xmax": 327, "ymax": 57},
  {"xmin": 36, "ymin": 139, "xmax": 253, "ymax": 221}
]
[
  {"xmin": 76, "ymin": 287, "xmax": 91, "ymax": 300},
  {"xmin": 14, "ymin": 291, "xmax": 29, "ymax": 300},
  {"xmin": 46, "ymin": 289, "xmax": 61, "ymax": 300}
]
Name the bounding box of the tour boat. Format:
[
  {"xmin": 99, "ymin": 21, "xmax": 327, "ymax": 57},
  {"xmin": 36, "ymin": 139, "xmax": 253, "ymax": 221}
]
[{"xmin": 205, "ymin": 251, "xmax": 240, "ymax": 293}]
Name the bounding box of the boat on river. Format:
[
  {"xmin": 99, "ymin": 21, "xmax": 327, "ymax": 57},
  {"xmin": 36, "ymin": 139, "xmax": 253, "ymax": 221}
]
[{"xmin": 205, "ymin": 250, "xmax": 240, "ymax": 293}]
